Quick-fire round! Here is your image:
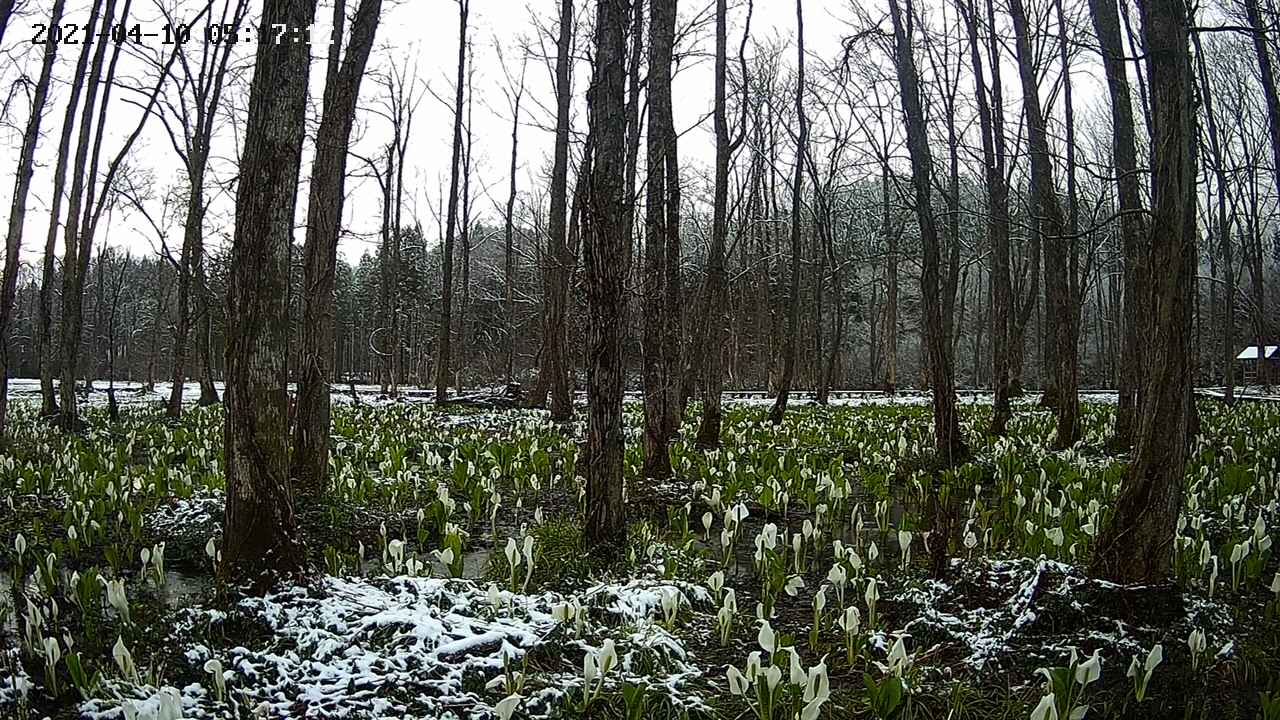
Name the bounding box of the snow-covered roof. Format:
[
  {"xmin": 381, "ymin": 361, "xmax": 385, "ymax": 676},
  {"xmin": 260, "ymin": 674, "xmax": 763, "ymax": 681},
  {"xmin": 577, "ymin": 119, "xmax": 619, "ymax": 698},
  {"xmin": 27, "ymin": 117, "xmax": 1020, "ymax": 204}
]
[{"xmin": 1236, "ymin": 345, "xmax": 1280, "ymax": 360}]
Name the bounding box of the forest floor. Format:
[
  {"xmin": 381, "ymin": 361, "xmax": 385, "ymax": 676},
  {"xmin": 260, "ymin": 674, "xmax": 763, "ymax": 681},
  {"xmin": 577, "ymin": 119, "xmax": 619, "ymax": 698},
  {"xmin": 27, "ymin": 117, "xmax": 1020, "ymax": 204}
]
[{"xmin": 0, "ymin": 392, "xmax": 1278, "ymax": 719}]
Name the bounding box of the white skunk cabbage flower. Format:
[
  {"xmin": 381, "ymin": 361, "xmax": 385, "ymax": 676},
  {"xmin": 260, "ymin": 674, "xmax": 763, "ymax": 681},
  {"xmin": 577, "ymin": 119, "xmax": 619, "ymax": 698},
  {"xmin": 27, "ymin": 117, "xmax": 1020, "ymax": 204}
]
[
  {"xmin": 203, "ymin": 658, "xmax": 226, "ymax": 702},
  {"xmin": 1030, "ymin": 693, "xmax": 1059, "ymax": 720},
  {"xmin": 1075, "ymin": 649, "xmax": 1102, "ymax": 686},
  {"xmin": 727, "ymin": 665, "xmax": 750, "ymax": 695},
  {"xmin": 494, "ymin": 693, "xmax": 523, "ymax": 720},
  {"xmin": 758, "ymin": 620, "xmax": 777, "ymax": 655},
  {"xmin": 785, "ymin": 575, "xmax": 805, "ymax": 596},
  {"xmin": 113, "ymin": 636, "xmax": 138, "ymax": 683}
]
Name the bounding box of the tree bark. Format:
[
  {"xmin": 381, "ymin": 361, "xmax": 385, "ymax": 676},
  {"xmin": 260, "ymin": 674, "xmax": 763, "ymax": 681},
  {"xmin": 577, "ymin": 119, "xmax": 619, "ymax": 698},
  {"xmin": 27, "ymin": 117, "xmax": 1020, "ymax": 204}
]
[
  {"xmin": 1192, "ymin": 28, "xmax": 1234, "ymax": 404},
  {"xmin": 1094, "ymin": 0, "xmax": 1195, "ymax": 584},
  {"xmin": 961, "ymin": 0, "xmax": 1010, "ymax": 435},
  {"xmin": 643, "ymin": 0, "xmax": 679, "ymax": 477},
  {"xmin": 888, "ymin": 0, "xmax": 967, "ymax": 582},
  {"xmin": 1010, "ymin": 0, "xmax": 1079, "ymax": 448},
  {"xmin": 537, "ymin": 0, "xmax": 573, "ymax": 420},
  {"xmin": 695, "ymin": 0, "xmax": 751, "ymax": 448},
  {"xmin": 582, "ymin": 0, "xmax": 629, "ymax": 552},
  {"xmin": 291, "ymin": 0, "xmax": 382, "ymax": 498},
  {"xmin": 221, "ymin": 0, "xmax": 317, "ymax": 585},
  {"xmin": 1087, "ymin": 0, "xmax": 1145, "ymax": 446},
  {"xmin": 59, "ymin": 0, "xmax": 123, "ymax": 431},
  {"xmin": 435, "ymin": 0, "xmax": 469, "ymax": 404},
  {"xmin": 767, "ymin": 0, "xmax": 806, "ymax": 425},
  {"xmin": 0, "ymin": 0, "xmax": 66, "ymax": 442},
  {"xmin": 883, "ymin": 167, "xmax": 898, "ymax": 394},
  {"xmin": 1245, "ymin": 0, "xmax": 1280, "ymax": 210},
  {"xmin": 503, "ymin": 59, "xmax": 527, "ymax": 384}
]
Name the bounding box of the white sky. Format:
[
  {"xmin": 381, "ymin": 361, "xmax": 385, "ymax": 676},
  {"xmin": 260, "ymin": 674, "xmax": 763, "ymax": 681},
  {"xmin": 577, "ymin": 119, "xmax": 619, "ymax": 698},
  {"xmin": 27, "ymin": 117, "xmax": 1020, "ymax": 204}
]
[{"xmin": 1, "ymin": 0, "xmax": 861, "ymax": 268}]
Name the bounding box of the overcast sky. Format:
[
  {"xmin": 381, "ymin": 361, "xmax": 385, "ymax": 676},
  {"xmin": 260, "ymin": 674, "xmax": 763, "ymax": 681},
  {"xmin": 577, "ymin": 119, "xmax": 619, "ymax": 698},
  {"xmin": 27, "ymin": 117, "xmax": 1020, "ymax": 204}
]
[{"xmin": 0, "ymin": 0, "xmax": 864, "ymax": 267}]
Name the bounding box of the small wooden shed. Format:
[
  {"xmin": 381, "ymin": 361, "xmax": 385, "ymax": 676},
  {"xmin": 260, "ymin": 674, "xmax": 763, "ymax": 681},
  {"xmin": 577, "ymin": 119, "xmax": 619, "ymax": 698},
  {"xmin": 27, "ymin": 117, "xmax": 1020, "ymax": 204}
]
[{"xmin": 1236, "ymin": 345, "xmax": 1280, "ymax": 385}]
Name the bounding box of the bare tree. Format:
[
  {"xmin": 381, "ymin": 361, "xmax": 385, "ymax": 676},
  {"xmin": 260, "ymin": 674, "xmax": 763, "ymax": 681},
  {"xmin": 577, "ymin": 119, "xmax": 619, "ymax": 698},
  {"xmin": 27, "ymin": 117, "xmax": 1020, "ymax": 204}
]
[
  {"xmin": 61, "ymin": 0, "xmax": 184, "ymax": 430},
  {"xmin": 0, "ymin": 0, "xmax": 67, "ymax": 442},
  {"xmin": 959, "ymin": 0, "xmax": 1011, "ymax": 435},
  {"xmin": 221, "ymin": 0, "xmax": 318, "ymax": 584},
  {"xmin": 643, "ymin": 0, "xmax": 680, "ymax": 477},
  {"xmin": 694, "ymin": 0, "xmax": 751, "ymax": 448},
  {"xmin": 435, "ymin": 0, "xmax": 469, "ymax": 404},
  {"xmin": 536, "ymin": 0, "xmax": 575, "ymax": 421},
  {"xmin": 500, "ymin": 50, "xmax": 528, "ymax": 383},
  {"xmin": 887, "ymin": 0, "xmax": 967, "ymax": 580},
  {"xmin": 155, "ymin": 0, "xmax": 249, "ymax": 418},
  {"xmin": 583, "ymin": 0, "xmax": 630, "ymax": 551},
  {"xmin": 1094, "ymin": 0, "xmax": 1195, "ymax": 584},
  {"xmin": 38, "ymin": 0, "xmax": 106, "ymax": 418},
  {"xmin": 1088, "ymin": 0, "xmax": 1146, "ymax": 445},
  {"xmin": 767, "ymin": 0, "xmax": 807, "ymax": 425},
  {"xmin": 1010, "ymin": 0, "xmax": 1079, "ymax": 448},
  {"xmin": 292, "ymin": 0, "xmax": 383, "ymax": 497}
]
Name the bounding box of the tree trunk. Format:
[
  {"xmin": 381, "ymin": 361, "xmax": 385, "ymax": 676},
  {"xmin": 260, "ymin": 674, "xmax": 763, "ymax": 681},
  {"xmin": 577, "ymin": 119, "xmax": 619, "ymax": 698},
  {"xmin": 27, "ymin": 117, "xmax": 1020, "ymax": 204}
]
[
  {"xmin": 166, "ymin": 160, "xmax": 206, "ymax": 419},
  {"xmin": 695, "ymin": 0, "xmax": 750, "ymax": 449},
  {"xmin": 503, "ymin": 60, "xmax": 526, "ymax": 384},
  {"xmin": 537, "ymin": 0, "xmax": 574, "ymax": 420},
  {"xmin": 435, "ymin": 0, "xmax": 469, "ymax": 404},
  {"xmin": 961, "ymin": 0, "xmax": 1010, "ymax": 435},
  {"xmin": 38, "ymin": 2, "xmax": 101, "ymax": 418},
  {"xmin": 582, "ymin": 0, "xmax": 629, "ymax": 553},
  {"xmin": 377, "ymin": 147, "xmax": 394, "ymax": 392},
  {"xmin": 1245, "ymin": 0, "xmax": 1280, "ymax": 211},
  {"xmin": 221, "ymin": 0, "xmax": 317, "ymax": 585},
  {"xmin": 1094, "ymin": 0, "xmax": 1195, "ymax": 584},
  {"xmin": 458, "ymin": 61, "xmax": 474, "ymax": 390},
  {"xmin": 291, "ymin": 0, "xmax": 381, "ymax": 498},
  {"xmin": 883, "ymin": 167, "xmax": 898, "ymax": 394},
  {"xmin": 767, "ymin": 0, "xmax": 806, "ymax": 425},
  {"xmin": 1011, "ymin": 0, "xmax": 1079, "ymax": 448},
  {"xmin": 1088, "ymin": 0, "xmax": 1145, "ymax": 446},
  {"xmin": 0, "ymin": 0, "xmax": 65, "ymax": 442},
  {"xmin": 1192, "ymin": 28, "xmax": 1234, "ymax": 404},
  {"xmin": 888, "ymin": 0, "xmax": 967, "ymax": 582},
  {"xmin": 643, "ymin": 0, "xmax": 679, "ymax": 477},
  {"xmin": 59, "ymin": 0, "xmax": 122, "ymax": 431}
]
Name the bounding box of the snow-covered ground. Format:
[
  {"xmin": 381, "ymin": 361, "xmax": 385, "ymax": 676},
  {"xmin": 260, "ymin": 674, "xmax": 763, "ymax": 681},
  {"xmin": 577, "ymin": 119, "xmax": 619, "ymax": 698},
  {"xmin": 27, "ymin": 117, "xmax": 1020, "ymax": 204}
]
[
  {"xmin": 77, "ymin": 576, "xmax": 712, "ymax": 720},
  {"xmin": 4, "ymin": 377, "xmax": 1133, "ymax": 410}
]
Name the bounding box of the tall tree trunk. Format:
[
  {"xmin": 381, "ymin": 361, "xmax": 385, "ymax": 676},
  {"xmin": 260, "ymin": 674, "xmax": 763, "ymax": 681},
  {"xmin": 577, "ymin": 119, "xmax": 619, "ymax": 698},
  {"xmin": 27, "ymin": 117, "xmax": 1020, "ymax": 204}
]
[
  {"xmin": 1056, "ymin": 0, "xmax": 1083, "ymax": 431},
  {"xmin": 291, "ymin": 0, "xmax": 382, "ymax": 498},
  {"xmin": 458, "ymin": 69, "xmax": 474, "ymax": 391},
  {"xmin": 767, "ymin": 0, "xmax": 806, "ymax": 425},
  {"xmin": 222, "ymin": 0, "xmax": 317, "ymax": 584},
  {"xmin": 59, "ymin": 0, "xmax": 122, "ymax": 431},
  {"xmin": 1192, "ymin": 28, "xmax": 1234, "ymax": 404},
  {"xmin": 961, "ymin": 0, "xmax": 1011, "ymax": 435},
  {"xmin": 1245, "ymin": 0, "xmax": 1280, "ymax": 210},
  {"xmin": 643, "ymin": 0, "xmax": 679, "ymax": 477},
  {"xmin": 503, "ymin": 59, "xmax": 527, "ymax": 384},
  {"xmin": 1011, "ymin": 0, "xmax": 1079, "ymax": 448},
  {"xmin": 377, "ymin": 147, "xmax": 394, "ymax": 392},
  {"xmin": 539, "ymin": 0, "xmax": 573, "ymax": 420},
  {"xmin": 195, "ymin": 245, "xmax": 220, "ymax": 404},
  {"xmin": 0, "ymin": 0, "xmax": 66, "ymax": 442},
  {"xmin": 695, "ymin": 0, "xmax": 750, "ymax": 448},
  {"xmin": 166, "ymin": 160, "xmax": 206, "ymax": 419},
  {"xmin": 1088, "ymin": 0, "xmax": 1145, "ymax": 446},
  {"xmin": 1094, "ymin": 0, "xmax": 1195, "ymax": 584},
  {"xmin": 888, "ymin": 0, "xmax": 967, "ymax": 583},
  {"xmin": 883, "ymin": 166, "xmax": 898, "ymax": 393},
  {"xmin": 38, "ymin": 1, "xmax": 102, "ymax": 418},
  {"xmin": 582, "ymin": 0, "xmax": 629, "ymax": 552},
  {"xmin": 435, "ymin": 0, "xmax": 469, "ymax": 404}
]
